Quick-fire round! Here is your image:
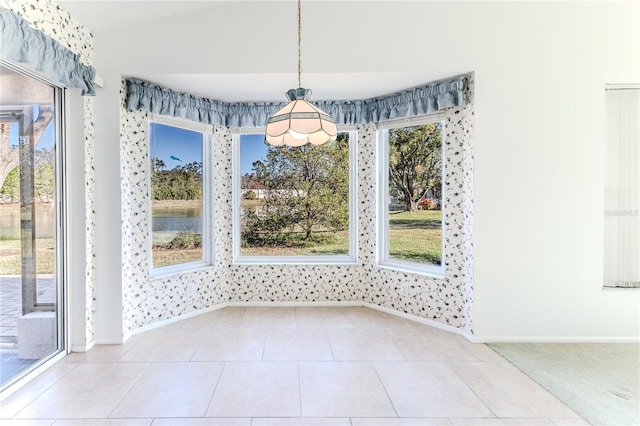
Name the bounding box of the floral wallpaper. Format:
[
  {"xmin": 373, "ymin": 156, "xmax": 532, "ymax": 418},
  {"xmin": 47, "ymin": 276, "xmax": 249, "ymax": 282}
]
[
  {"xmin": 4, "ymin": 0, "xmax": 97, "ymax": 347},
  {"xmin": 119, "ymin": 93, "xmax": 229, "ymax": 334},
  {"xmin": 354, "ymin": 88, "xmax": 475, "ymax": 331},
  {"xmin": 462, "ymin": 75, "xmax": 475, "ymax": 334},
  {"xmin": 84, "ymin": 96, "xmax": 96, "ymax": 344},
  {"xmin": 119, "ymin": 75, "xmax": 474, "ymax": 335}
]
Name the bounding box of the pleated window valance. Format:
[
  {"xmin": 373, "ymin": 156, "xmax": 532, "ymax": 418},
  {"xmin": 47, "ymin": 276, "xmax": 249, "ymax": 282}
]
[
  {"xmin": 0, "ymin": 7, "xmax": 95, "ymax": 95},
  {"xmin": 126, "ymin": 77, "xmax": 465, "ymax": 128}
]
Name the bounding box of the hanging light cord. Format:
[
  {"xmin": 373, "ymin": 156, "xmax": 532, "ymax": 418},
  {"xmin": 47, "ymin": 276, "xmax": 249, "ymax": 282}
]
[{"xmin": 297, "ymin": 0, "xmax": 302, "ymax": 88}]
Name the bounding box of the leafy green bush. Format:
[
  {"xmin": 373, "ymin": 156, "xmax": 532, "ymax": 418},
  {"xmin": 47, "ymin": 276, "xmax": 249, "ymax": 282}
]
[{"xmin": 165, "ymin": 232, "xmax": 202, "ymax": 249}]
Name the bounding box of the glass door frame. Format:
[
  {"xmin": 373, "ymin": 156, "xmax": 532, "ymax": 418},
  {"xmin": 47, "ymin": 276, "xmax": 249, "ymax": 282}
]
[{"xmin": 0, "ymin": 59, "xmax": 68, "ymax": 394}]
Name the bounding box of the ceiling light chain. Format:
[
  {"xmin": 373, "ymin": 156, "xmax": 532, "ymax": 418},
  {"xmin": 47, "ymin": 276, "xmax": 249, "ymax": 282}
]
[
  {"xmin": 297, "ymin": 0, "xmax": 302, "ymax": 89},
  {"xmin": 264, "ymin": 0, "xmax": 337, "ymax": 147}
]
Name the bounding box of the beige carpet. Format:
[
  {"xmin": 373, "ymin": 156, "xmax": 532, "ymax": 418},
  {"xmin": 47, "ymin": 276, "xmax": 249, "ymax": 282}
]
[{"xmin": 489, "ymin": 343, "xmax": 640, "ymax": 426}]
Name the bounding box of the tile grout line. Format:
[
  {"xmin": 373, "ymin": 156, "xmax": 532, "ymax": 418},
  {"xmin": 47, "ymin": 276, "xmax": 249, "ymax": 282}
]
[
  {"xmin": 373, "ymin": 364, "xmax": 400, "ymax": 418},
  {"xmin": 297, "ymin": 361, "xmax": 303, "ymax": 418},
  {"xmin": 203, "ymin": 361, "xmax": 227, "ymax": 418},
  {"xmin": 326, "ymin": 327, "xmax": 337, "ymax": 361},
  {"xmin": 106, "ymin": 361, "xmax": 153, "ymax": 419},
  {"xmin": 444, "ymin": 360, "xmax": 499, "ymax": 419},
  {"xmin": 383, "ymin": 327, "xmax": 409, "ymax": 362}
]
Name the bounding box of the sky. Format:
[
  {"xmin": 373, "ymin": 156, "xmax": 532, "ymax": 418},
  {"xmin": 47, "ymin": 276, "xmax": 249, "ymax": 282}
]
[
  {"xmin": 11, "ymin": 118, "xmax": 268, "ymax": 174},
  {"xmin": 9, "ymin": 106, "xmax": 56, "ymax": 150},
  {"xmin": 151, "ymin": 124, "xmax": 268, "ymax": 174},
  {"xmin": 150, "ymin": 122, "xmax": 203, "ymax": 168},
  {"xmin": 240, "ymin": 134, "xmax": 269, "ymax": 175}
]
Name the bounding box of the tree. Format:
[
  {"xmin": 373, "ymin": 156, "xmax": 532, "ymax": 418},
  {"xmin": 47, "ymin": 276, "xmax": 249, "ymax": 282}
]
[
  {"xmin": 244, "ymin": 134, "xmax": 349, "ymax": 244},
  {"xmin": 0, "ymin": 166, "xmax": 20, "ymax": 202},
  {"xmin": 0, "ymin": 106, "xmax": 54, "ymax": 190},
  {"xmin": 241, "ymin": 172, "xmax": 264, "ymax": 190},
  {"xmin": 388, "ymin": 123, "xmax": 442, "ymax": 212},
  {"xmin": 34, "ymin": 147, "xmax": 55, "ymax": 202},
  {"xmin": 35, "ymin": 163, "xmax": 54, "ymax": 202},
  {"xmin": 150, "ymin": 158, "xmax": 203, "ymax": 200}
]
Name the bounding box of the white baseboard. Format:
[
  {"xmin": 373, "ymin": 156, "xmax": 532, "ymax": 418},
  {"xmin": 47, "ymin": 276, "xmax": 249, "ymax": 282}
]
[
  {"xmin": 363, "ymin": 303, "xmax": 465, "ymax": 337},
  {"xmin": 470, "ymin": 336, "xmax": 640, "ymax": 343},
  {"xmin": 96, "ymin": 300, "xmax": 474, "ymax": 342},
  {"xmin": 129, "ymin": 304, "xmax": 228, "ymax": 337},
  {"xmin": 70, "ymin": 340, "xmax": 95, "ymax": 353},
  {"xmin": 119, "ymin": 300, "xmax": 468, "ymax": 339},
  {"xmin": 226, "ymin": 300, "xmax": 363, "ymax": 307},
  {"xmin": 462, "ymin": 331, "xmax": 475, "ymax": 342}
]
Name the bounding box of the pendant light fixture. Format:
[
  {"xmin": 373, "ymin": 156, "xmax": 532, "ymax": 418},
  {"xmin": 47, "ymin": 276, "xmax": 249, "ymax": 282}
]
[{"xmin": 265, "ymin": 0, "xmax": 337, "ymax": 147}]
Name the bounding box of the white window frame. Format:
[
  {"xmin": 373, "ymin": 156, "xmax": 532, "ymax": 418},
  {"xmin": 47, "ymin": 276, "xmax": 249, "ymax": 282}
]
[
  {"xmin": 603, "ymin": 84, "xmax": 640, "ymax": 289},
  {"xmin": 376, "ymin": 114, "xmax": 446, "ymax": 278},
  {"xmin": 233, "ymin": 128, "xmax": 358, "ymax": 265},
  {"xmin": 148, "ymin": 115, "xmax": 214, "ymax": 277}
]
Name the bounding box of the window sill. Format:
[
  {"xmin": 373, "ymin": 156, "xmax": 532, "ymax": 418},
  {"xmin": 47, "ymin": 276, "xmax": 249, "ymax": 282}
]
[
  {"xmin": 234, "ymin": 255, "xmax": 357, "ymax": 266},
  {"xmin": 149, "ymin": 262, "xmax": 213, "ymax": 280},
  {"xmin": 377, "ymin": 259, "xmax": 444, "ymax": 279}
]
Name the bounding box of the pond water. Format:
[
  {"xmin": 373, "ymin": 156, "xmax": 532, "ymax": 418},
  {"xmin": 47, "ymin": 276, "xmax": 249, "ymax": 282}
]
[
  {"xmin": 152, "ymin": 206, "xmax": 203, "ymax": 233},
  {"xmin": 1, "ymin": 205, "xmax": 254, "ymax": 243},
  {"xmin": 152, "ymin": 206, "xmax": 202, "ymax": 245},
  {"xmin": 0, "ymin": 204, "xmax": 55, "ymax": 239}
]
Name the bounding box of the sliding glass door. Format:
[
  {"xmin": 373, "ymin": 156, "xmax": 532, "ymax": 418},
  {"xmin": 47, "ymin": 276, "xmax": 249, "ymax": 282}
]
[{"xmin": 0, "ymin": 63, "xmax": 64, "ymax": 390}]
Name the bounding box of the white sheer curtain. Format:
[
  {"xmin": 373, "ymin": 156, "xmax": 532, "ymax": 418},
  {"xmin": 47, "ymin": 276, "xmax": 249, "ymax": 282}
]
[{"xmin": 604, "ymin": 87, "xmax": 640, "ymax": 288}]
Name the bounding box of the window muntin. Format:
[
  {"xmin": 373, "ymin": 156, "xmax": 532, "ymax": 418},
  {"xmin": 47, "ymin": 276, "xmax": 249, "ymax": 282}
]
[
  {"xmin": 378, "ymin": 117, "xmax": 445, "ymax": 276},
  {"xmin": 149, "ymin": 120, "xmax": 210, "ymax": 272},
  {"xmin": 234, "ymin": 131, "xmax": 356, "ymax": 264}
]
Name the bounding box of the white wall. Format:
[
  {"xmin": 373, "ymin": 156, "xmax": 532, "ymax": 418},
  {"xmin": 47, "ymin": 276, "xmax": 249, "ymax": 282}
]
[
  {"xmin": 93, "ymin": 73, "xmax": 124, "ymax": 343},
  {"xmin": 92, "ymin": 1, "xmax": 640, "ymax": 341},
  {"xmin": 471, "ymin": 2, "xmax": 640, "ymax": 341}
]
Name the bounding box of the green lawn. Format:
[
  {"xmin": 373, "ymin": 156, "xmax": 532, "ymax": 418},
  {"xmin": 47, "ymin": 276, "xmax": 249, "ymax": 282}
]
[
  {"xmin": 241, "ymin": 210, "xmax": 442, "ymax": 263},
  {"xmin": 0, "ymin": 238, "xmax": 55, "ymax": 275},
  {"xmin": 0, "ymin": 209, "xmax": 442, "ymax": 270},
  {"xmin": 152, "ymin": 247, "xmax": 203, "ymax": 268},
  {"xmin": 241, "ymin": 229, "xmax": 349, "ymax": 256},
  {"xmin": 389, "ymin": 210, "xmax": 442, "ymax": 265}
]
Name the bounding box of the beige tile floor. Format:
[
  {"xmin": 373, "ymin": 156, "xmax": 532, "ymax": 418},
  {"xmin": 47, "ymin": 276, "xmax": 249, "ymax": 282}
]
[{"xmin": 0, "ymin": 307, "xmax": 589, "ymax": 426}]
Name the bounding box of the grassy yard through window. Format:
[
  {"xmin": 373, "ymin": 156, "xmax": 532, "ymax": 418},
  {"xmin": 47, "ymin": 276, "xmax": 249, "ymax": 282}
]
[
  {"xmin": 0, "ymin": 209, "xmax": 442, "ymax": 271},
  {"xmin": 388, "ymin": 210, "xmax": 442, "ymax": 265},
  {"xmin": 0, "ymin": 203, "xmax": 56, "ymax": 275},
  {"xmin": 152, "ymin": 246, "xmax": 202, "ymax": 268},
  {"xmin": 382, "ymin": 121, "xmax": 444, "ymax": 268},
  {"xmin": 0, "ymin": 237, "xmax": 55, "ymax": 275}
]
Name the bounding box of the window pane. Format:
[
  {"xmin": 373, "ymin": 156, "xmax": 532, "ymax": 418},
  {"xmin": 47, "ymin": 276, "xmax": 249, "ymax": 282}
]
[
  {"xmin": 239, "ymin": 133, "xmax": 350, "ymax": 257},
  {"xmin": 387, "ymin": 123, "xmax": 443, "ymax": 266},
  {"xmin": 150, "ymin": 123, "xmax": 203, "ymax": 268},
  {"xmin": 0, "ymin": 64, "xmax": 62, "ymax": 389},
  {"xmin": 604, "ymin": 88, "xmax": 640, "ymax": 288}
]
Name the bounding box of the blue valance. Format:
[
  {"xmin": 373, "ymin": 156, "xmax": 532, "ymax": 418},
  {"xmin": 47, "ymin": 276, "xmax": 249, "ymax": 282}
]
[
  {"xmin": 0, "ymin": 7, "xmax": 95, "ymax": 96},
  {"xmin": 126, "ymin": 77, "xmax": 464, "ymax": 127}
]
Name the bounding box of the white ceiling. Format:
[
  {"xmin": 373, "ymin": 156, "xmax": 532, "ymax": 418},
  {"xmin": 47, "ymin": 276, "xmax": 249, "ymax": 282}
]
[
  {"xmin": 58, "ymin": 1, "xmax": 464, "ymax": 102},
  {"xmin": 57, "ymin": 0, "xmax": 386, "ymax": 33},
  {"xmin": 58, "ymin": 1, "xmax": 239, "ymax": 33}
]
